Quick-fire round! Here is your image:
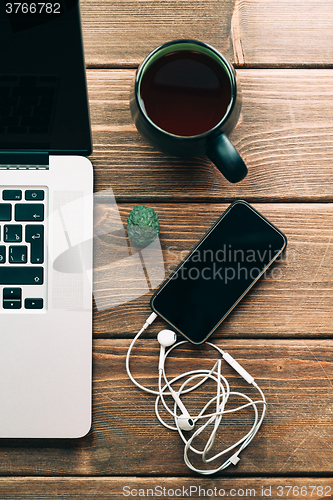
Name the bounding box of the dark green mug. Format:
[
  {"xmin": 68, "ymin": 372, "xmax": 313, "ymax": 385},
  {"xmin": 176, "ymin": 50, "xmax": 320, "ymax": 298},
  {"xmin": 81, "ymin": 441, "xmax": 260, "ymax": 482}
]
[{"xmin": 130, "ymin": 39, "xmax": 247, "ymax": 183}]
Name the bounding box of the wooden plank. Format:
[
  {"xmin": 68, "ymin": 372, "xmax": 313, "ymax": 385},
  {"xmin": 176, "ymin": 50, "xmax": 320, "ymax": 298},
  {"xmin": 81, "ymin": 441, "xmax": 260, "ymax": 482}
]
[
  {"xmin": 232, "ymin": 0, "xmax": 333, "ymax": 67},
  {"xmin": 93, "ymin": 203, "xmax": 333, "ymax": 337},
  {"xmin": 0, "ymin": 339, "xmax": 332, "ymax": 475},
  {"xmin": 87, "ymin": 69, "xmax": 333, "ymax": 202},
  {"xmin": 0, "ymin": 477, "xmax": 332, "ymax": 499},
  {"xmin": 80, "ymin": 0, "xmax": 235, "ymax": 67},
  {"xmin": 80, "ymin": 0, "xmax": 333, "ymax": 67}
]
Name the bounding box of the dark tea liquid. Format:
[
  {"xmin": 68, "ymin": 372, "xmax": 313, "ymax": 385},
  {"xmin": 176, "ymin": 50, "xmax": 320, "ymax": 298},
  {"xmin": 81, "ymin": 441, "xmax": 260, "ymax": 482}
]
[{"xmin": 139, "ymin": 50, "xmax": 232, "ymax": 137}]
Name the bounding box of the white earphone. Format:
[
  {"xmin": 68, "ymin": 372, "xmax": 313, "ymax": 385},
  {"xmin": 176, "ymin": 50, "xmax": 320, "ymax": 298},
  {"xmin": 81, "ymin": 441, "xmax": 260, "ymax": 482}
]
[
  {"xmin": 125, "ymin": 312, "xmax": 267, "ymax": 475},
  {"xmin": 157, "ymin": 330, "xmax": 194, "ymax": 431},
  {"xmin": 157, "ymin": 329, "xmax": 176, "ymax": 370}
]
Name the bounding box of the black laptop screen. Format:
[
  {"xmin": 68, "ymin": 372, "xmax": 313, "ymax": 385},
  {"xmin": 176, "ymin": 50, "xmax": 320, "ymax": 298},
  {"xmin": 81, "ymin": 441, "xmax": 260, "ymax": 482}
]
[{"xmin": 0, "ymin": 0, "xmax": 92, "ymax": 155}]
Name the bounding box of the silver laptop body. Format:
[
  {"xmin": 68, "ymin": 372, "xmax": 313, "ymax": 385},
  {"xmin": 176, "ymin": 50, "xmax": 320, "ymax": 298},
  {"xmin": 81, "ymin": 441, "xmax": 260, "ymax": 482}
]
[{"xmin": 0, "ymin": 2, "xmax": 93, "ymax": 437}]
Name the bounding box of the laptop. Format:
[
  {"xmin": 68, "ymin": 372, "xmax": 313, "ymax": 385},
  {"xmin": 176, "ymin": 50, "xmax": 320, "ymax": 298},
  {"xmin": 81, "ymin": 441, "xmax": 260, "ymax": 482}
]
[{"xmin": 0, "ymin": 1, "xmax": 93, "ymax": 438}]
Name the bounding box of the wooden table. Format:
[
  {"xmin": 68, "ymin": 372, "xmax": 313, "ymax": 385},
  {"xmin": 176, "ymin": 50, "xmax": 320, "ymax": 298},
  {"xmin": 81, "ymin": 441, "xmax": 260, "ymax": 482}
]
[{"xmin": 1, "ymin": 0, "xmax": 333, "ymax": 498}]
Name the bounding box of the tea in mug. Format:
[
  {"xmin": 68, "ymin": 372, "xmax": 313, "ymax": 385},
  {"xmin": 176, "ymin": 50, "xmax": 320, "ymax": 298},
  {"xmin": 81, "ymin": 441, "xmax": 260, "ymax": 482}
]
[{"xmin": 139, "ymin": 50, "xmax": 232, "ymax": 137}]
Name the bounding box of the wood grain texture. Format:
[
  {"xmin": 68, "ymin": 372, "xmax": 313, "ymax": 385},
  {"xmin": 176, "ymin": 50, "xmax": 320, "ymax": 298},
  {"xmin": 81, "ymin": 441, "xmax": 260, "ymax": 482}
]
[
  {"xmin": 80, "ymin": 0, "xmax": 235, "ymax": 67},
  {"xmin": 0, "ymin": 339, "xmax": 331, "ymax": 476},
  {"xmin": 87, "ymin": 69, "xmax": 333, "ymax": 201},
  {"xmin": 4, "ymin": 0, "xmax": 333, "ymax": 490},
  {"xmin": 93, "ymin": 203, "xmax": 333, "ymax": 337},
  {"xmin": 80, "ymin": 0, "xmax": 333, "ymax": 67},
  {"xmin": 232, "ymin": 0, "xmax": 333, "ymax": 67},
  {"xmin": 0, "ymin": 477, "xmax": 332, "ymax": 499}
]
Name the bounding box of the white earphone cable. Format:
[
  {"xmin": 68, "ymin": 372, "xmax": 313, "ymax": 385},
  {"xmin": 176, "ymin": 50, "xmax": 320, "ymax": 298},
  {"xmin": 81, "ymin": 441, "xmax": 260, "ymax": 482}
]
[
  {"xmin": 126, "ymin": 315, "xmax": 267, "ymax": 475},
  {"xmin": 126, "ymin": 312, "xmax": 159, "ymax": 395}
]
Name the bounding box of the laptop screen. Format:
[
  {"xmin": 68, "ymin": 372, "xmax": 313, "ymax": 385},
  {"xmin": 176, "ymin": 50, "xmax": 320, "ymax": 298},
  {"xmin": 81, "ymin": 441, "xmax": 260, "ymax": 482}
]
[{"xmin": 0, "ymin": 0, "xmax": 92, "ymax": 155}]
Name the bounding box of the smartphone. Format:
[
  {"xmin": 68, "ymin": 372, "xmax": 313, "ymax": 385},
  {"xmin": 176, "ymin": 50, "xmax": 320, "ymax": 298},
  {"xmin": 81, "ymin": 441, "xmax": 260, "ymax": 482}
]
[{"xmin": 150, "ymin": 200, "xmax": 287, "ymax": 344}]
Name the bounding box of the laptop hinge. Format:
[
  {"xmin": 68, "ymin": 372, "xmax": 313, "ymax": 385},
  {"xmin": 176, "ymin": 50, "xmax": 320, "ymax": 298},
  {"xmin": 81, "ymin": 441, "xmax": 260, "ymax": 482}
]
[{"xmin": 0, "ymin": 152, "xmax": 49, "ymax": 169}]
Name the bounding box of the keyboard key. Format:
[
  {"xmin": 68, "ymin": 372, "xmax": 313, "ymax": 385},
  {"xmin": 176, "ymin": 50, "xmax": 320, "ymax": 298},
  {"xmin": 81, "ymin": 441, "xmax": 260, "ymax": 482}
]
[
  {"xmin": 3, "ymin": 299, "xmax": 21, "ymax": 309},
  {"xmin": 19, "ymin": 75, "xmax": 38, "ymax": 86},
  {"xmin": 0, "ymin": 267, "xmax": 43, "ymax": 284},
  {"xmin": 0, "ymin": 204, "xmax": 11, "ymax": 221},
  {"xmin": 40, "ymin": 96, "xmax": 54, "ymax": 106},
  {"xmin": 0, "ymin": 105, "xmax": 11, "ymax": 116},
  {"xmin": 0, "ymin": 116, "xmax": 19, "ymax": 127},
  {"xmin": 0, "ymin": 246, "xmax": 6, "ymax": 264},
  {"xmin": 0, "ymin": 76, "xmax": 18, "ymax": 83},
  {"xmin": 34, "ymin": 106, "xmax": 52, "ymax": 117},
  {"xmin": 0, "ymin": 96, "xmax": 18, "ymax": 106},
  {"xmin": 7, "ymin": 126, "xmax": 27, "ymax": 134},
  {"xmin": 39, "ymin": 76, "xmax": 57, "ymax": 83},
  {"xmin": 0, "ymin": 87, "xmax": 10, "ymax": 96},
  {"xmin": 9, "ymin": 246, "xmax": 27, "ymax": 263},
  {"xmin": 5, "ymin": 225, "xmax": 22, "ymax": 242},
  {"xmin": 28, "ymin": 126, "xmax": 49, "ymax": 134},
  {"xmin": 21, "ymin": 116, "xmax": 50, "ymax": 127},
  {"xmin": 25, "ymin": 190, "xmax": 44, "ymax": 201},
  {"xmin": 20, "ymin": 96, "xmax": 38, "ymax": 106},
  {"xmin": 3, "ymin": 288, "xmax": 21, "ymax": 300},
  {"xmin": 15, "ymin": 204, "xmax": 44, "ymax": 222},
  {"xmin": 3, "ymin": 190, "xmax": 22, "ymax": 201},
  {"xmin": 25, "ymin": 225, "xmax": 44, "ymax": 263},
  {"xmin": 13, "ymin": 86, "xmax": 54, "ymax": 96},
  {"xmin": 13, "ymin": 106, "xmax": 32, "ymax": 117},
  {"xmin": 25, "ymin": 298, "xmax": 43, "ymax": 309}
]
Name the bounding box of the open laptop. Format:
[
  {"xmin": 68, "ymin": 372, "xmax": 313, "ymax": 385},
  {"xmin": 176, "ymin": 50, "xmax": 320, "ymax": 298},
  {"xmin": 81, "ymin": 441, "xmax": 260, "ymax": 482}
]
[{"xmin": 0, "ymin": 1, "xmax": 93, "ymax": 438}]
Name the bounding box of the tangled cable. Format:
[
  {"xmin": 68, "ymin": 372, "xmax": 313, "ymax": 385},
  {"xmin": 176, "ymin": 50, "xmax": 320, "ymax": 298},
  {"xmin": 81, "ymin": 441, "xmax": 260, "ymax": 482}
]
[{"xmin": 126, "ymin": 312, "xmax": 267, "ymax": 475}]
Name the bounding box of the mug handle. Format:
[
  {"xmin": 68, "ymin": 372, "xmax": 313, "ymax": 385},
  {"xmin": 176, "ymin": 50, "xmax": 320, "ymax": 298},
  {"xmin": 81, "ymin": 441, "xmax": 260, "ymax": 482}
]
[{"xmin": 206, "ymin": 134, "xmax": 247, "ymax": 183}]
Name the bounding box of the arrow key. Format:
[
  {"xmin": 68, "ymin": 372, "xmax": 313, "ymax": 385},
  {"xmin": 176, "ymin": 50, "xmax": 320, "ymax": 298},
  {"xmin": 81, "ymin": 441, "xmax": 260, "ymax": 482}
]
[
  {"xmin": 25, "ymin": 298, "xmax": 43, "ymax": 309},
  {"xmin": 3, "ymin": 288, "xmax": 21, "ymax": 300},
  {"xmin": 3, "ymin": 299, "xmax": 21, "ymax": 309}
]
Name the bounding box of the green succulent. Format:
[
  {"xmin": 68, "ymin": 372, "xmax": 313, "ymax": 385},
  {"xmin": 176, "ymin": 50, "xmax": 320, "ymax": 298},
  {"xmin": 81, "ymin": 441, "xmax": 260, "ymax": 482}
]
[{"xmin": 127, "ymin": 205, "xmax": 160, "ymax": 247}]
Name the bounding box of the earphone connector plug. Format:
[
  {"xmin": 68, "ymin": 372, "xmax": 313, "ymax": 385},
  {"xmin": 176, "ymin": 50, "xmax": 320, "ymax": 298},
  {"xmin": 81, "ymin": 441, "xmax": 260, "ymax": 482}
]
[
  {"xmin": 230, "ymin": 453, "xmax": 240, "ymax": 466},
  {"xmin": 143, "ymin": 312, "xmax": 158, "ymax": 330}
]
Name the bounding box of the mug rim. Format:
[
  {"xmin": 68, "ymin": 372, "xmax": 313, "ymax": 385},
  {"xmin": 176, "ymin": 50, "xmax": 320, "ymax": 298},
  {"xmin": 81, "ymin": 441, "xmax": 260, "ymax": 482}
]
[{"xmin": 134, "ymin": 39, "xmax": 237, "ymax": 140}]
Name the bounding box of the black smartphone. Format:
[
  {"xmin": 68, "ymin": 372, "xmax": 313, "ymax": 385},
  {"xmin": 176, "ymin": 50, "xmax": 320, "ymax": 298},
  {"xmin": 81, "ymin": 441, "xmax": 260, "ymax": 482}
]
[{"xmin": 150, "ymin": 200, "xmax": 287, "ymax": 344}]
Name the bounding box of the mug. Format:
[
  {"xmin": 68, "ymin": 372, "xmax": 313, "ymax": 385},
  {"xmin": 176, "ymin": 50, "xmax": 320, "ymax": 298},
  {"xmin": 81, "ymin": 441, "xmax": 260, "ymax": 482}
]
[{"xmin": 130, "ymin": 39, "xmax": 247, "ymax": 183}]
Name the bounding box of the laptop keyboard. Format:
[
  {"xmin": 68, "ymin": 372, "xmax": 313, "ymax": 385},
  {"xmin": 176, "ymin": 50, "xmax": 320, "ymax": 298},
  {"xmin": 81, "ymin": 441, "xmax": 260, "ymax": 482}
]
[
  {"xmin": 0, "ymin": 187, "xmax": 47, "ymax": 311},
  {"xmin": 0, "ymin": 75, "xmax": 57, "ymax": 135}
]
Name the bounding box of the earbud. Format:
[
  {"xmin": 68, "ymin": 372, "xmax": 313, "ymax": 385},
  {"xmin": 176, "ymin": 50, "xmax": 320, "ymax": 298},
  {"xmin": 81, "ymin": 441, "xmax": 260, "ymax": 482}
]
[
  {"xmin": 177, "ymin": 414, "xmax": 195, "ymax": 432},
  {"xmin": 157, "ymin": 330, "xmax": 194, "ymax": 431},
  {"xmin": 169, "ymin": 387, "xmax": 195, "ymax": 431},
  {"xmin": 157, "ymin": 329, "xmax": 177, "ymax": 371}
]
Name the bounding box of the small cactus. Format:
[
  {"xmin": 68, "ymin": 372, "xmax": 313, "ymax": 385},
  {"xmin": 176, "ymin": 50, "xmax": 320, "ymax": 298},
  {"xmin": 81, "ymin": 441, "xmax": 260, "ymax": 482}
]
[{"xmin": 127, "ymin": 205, "xmax": 160, "ymax": 247}]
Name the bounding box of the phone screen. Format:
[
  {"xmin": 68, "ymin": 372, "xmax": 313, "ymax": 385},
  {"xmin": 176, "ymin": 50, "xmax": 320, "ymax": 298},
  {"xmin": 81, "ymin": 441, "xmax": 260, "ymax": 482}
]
[{"xmin": 150, "ymin": 200, "xmax": 287, "ymax": 344}]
